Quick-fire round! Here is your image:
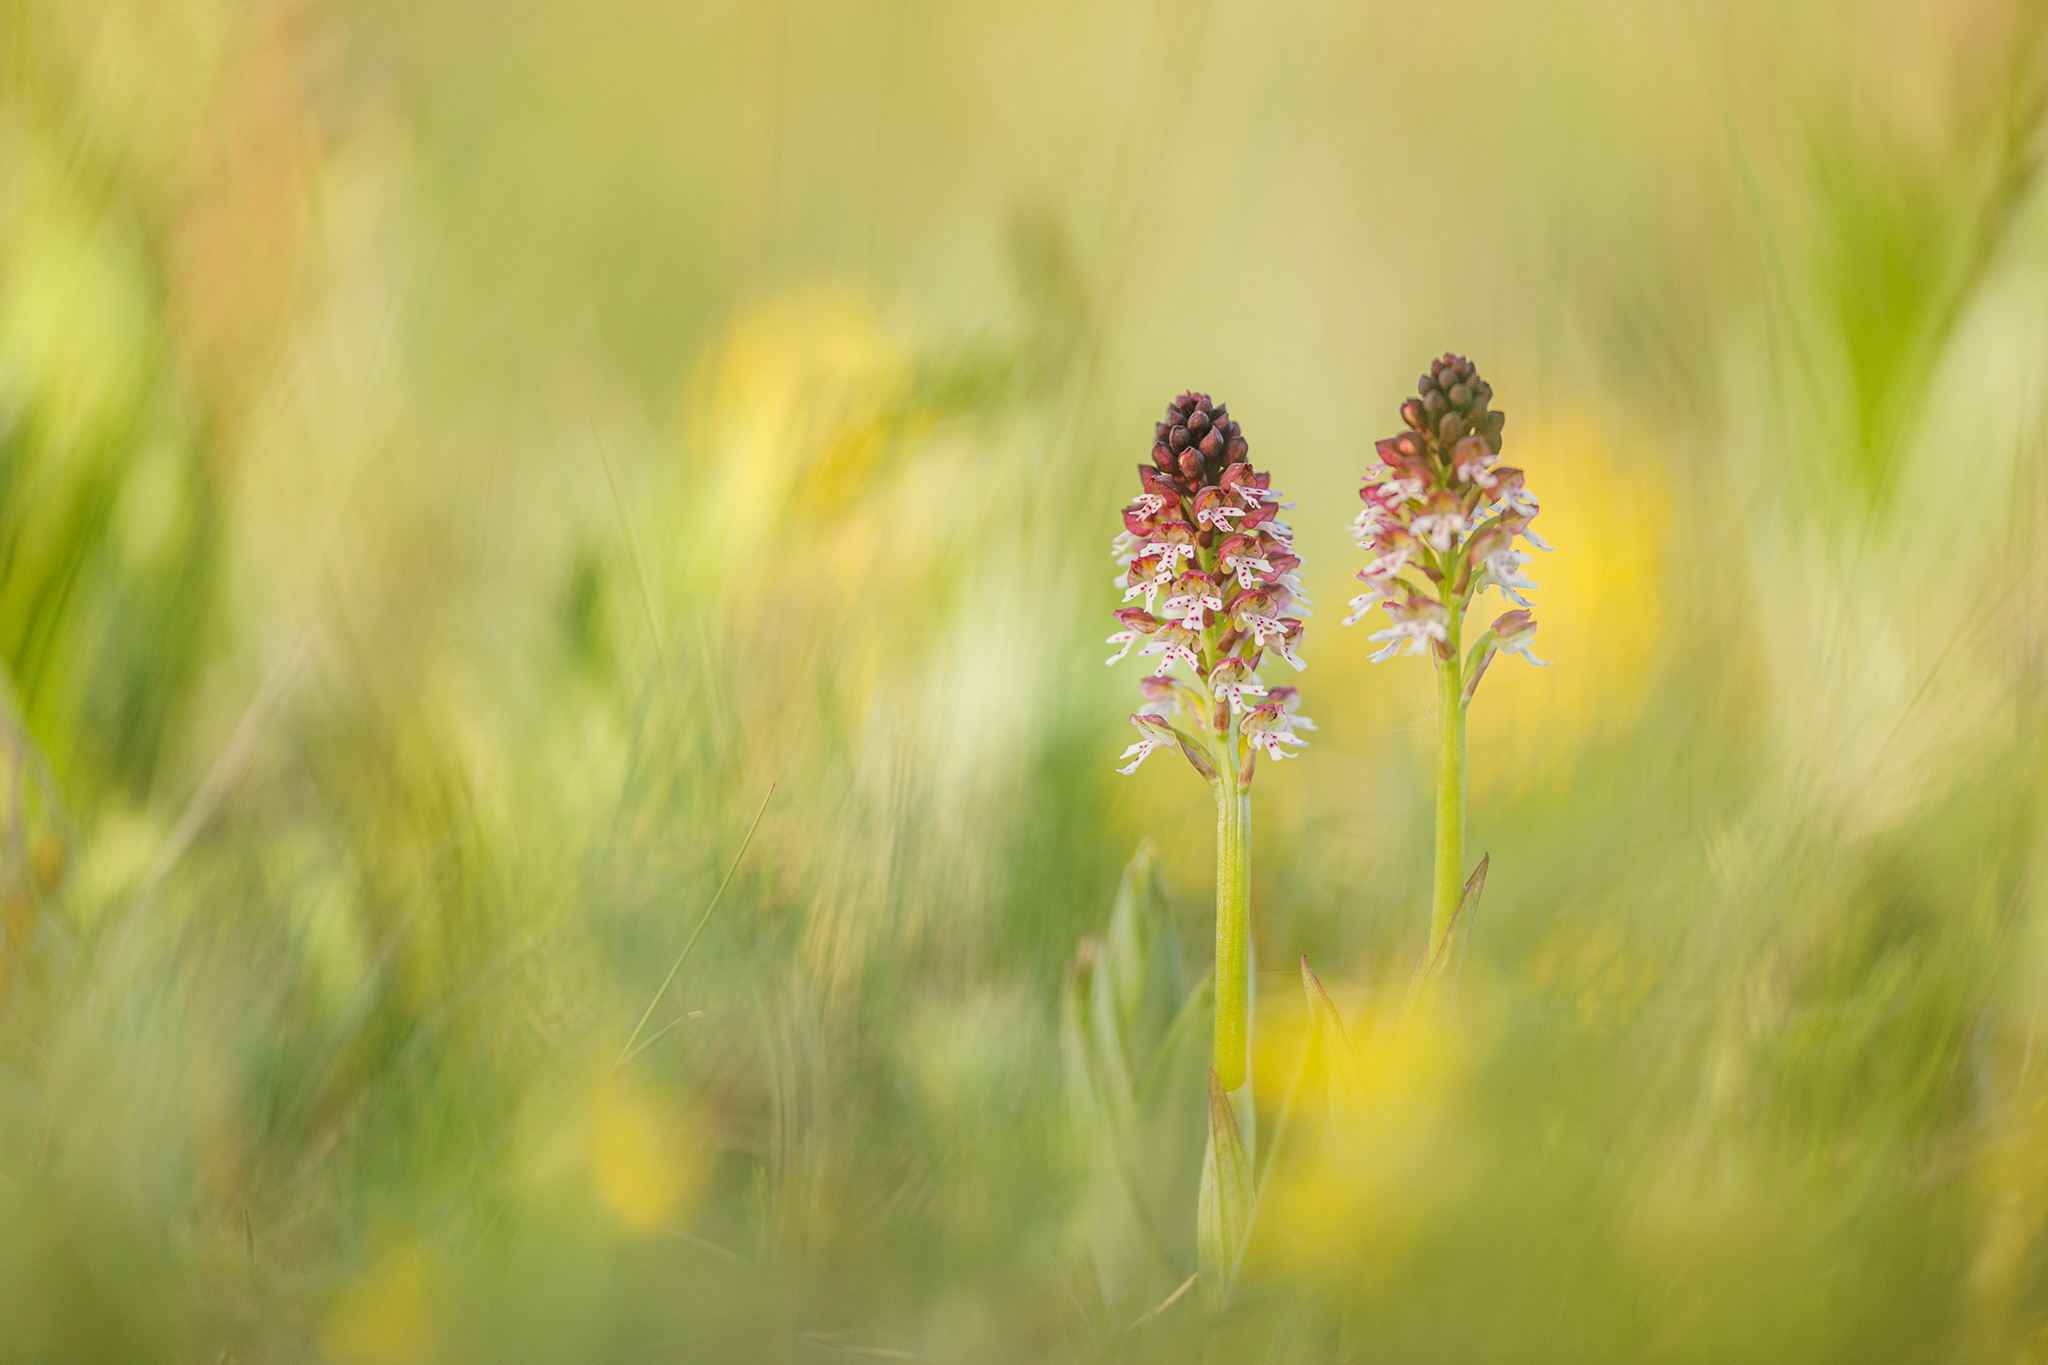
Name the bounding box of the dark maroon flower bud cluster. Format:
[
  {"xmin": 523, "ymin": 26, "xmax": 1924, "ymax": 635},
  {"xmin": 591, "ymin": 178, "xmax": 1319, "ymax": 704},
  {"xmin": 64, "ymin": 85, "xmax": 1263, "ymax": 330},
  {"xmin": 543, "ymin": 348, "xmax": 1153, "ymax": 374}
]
[
  {"xmin": 1400, "ymin": 353, "xmax": 1505, "ymax": 457},
  {"xmin": 1152, "ymin": 391, "xmax": 1251, "ymax": 492},
  {"xmin": 1106, "ymin": 393, "xmax": 1312, "ymax": 781}
]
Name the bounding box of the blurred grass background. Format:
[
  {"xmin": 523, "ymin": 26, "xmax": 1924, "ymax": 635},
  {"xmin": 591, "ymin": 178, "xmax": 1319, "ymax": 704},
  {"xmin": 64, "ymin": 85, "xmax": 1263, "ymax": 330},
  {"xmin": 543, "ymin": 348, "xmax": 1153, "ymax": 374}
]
[{"xmin": 5, "ymin": 0, "xmax": 2048, "ymax": 1359}]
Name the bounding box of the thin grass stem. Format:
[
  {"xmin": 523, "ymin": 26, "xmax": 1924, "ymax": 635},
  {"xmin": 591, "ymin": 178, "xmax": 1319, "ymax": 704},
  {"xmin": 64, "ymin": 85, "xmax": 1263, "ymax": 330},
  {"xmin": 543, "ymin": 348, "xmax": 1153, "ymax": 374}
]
[{"xmin": 617, "ymin": 780, "xmax": 776, "ymax": 1068}]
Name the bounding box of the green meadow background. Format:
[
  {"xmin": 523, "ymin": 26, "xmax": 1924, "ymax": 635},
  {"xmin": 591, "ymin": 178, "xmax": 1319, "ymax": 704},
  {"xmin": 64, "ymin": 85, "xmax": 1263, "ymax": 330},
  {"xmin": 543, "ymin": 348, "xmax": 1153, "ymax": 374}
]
[{"xmin": 5, "ymin": 1, "xmax": 2048, "ymax": 1359}]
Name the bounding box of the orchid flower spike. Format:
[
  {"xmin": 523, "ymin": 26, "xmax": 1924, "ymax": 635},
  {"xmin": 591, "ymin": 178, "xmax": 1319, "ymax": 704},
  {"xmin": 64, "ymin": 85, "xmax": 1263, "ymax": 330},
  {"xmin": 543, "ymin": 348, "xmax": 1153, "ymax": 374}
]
[
  {"xmin": 1107, "ymin": 392, "xmax": 1311, "ymax": 784},
  {"xmin": 1341, "ymin": 353, "xmax": 1553, "ymax": 700}
]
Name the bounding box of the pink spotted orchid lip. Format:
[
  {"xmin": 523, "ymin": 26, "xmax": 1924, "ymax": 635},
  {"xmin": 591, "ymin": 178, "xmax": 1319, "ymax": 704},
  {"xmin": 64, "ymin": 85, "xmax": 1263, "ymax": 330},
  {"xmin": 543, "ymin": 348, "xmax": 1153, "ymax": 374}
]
[{"xmin": 1108, "ymin": 392, "xmax": 1311, "ymax": 779}]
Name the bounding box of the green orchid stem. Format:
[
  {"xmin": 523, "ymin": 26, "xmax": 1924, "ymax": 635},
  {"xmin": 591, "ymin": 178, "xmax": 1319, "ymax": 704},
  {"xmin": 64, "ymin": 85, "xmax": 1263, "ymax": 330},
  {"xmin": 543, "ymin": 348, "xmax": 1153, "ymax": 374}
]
[
  {"xmin": 1213, "ymin": 773, "xmax": 1252, "ymax": 1094},
  {"xmin": 1431, "ymin": 603, "xmax": 1467, "ymax": 963}
]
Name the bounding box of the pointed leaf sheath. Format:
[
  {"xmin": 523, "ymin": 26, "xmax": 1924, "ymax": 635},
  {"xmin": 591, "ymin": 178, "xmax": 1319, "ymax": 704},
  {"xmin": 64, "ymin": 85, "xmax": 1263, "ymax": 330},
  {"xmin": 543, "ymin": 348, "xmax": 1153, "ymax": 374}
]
[
  {"xmin": 1406, "ymin": 853, "xmax": 1490, "ymax": 1010},
  {"xmin": 1198, "ymin": 1068, "xmax": 1256, "ymax": 1309},
  {"xmin": 1300, "ymin": 957, "xmax": 1368, "ymax": 1119}
]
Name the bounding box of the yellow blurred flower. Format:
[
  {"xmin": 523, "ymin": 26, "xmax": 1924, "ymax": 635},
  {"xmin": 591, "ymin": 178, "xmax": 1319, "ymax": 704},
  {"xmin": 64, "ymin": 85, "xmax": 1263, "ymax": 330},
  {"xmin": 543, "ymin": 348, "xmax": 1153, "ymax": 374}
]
[
  {"xmin": 696, "ymin": 293, "xmax": 910, "ymax": 548},
  {"xmin": 1466, "ymin": 401, "xmax": 1672, "ymax": 788},
  {"xmin": 587, "ymin": 1072, "xmax": 708, "ymax": 1237},
  {"xmin": 321, "ymin": 1242, "xmax": 441, "ymax": 1365},
  {"xmin": 1258, "ymin": 997, "xmax": 1477, "ymax": 1281}
]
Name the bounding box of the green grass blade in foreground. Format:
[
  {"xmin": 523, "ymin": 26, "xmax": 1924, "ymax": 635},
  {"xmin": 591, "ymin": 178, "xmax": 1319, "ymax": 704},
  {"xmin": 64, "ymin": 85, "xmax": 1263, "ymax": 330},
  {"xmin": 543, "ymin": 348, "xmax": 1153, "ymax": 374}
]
[
  {"xmin": 617, "ymin": 781, "xmax": 777, "ymax": 1067},
  {"xmin": 1066, "ymin": 844, "xmax": 1210, "ymax": 1297},
  {"xmin": 1301, "ymin": 956, "xmax": 1368, "ymax": 1118}
]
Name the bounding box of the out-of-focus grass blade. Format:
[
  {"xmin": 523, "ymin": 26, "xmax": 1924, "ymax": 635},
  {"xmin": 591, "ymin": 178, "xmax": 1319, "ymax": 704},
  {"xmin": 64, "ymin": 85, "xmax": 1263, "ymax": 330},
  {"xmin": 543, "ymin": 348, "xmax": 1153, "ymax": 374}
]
[
  {"xmin": 1198, "ymin": 1068, "xmax": 1253, "ymax": 1311},
  {"xmin": 1064, "ymin": 843, "xmax": 1204, "ymax": 1298},
  {"xmin": 617, "ymin": 781, "xmax": 776, "ymax": 1067},
  {"xmin": 1101, "ymin": 840, "xmax": 1183, "ymax": 1064},
  {"xmin": 1301, "ymin": 956, "xmax": 1367, "ymax": 1120},
  {"xmin": 1136, "ymin": 972, "xmax": 1211, "ymax": 1114},
  {"xmin": 1076, "ymin": 841, "xmax": 1172, "ymax": 1133}
]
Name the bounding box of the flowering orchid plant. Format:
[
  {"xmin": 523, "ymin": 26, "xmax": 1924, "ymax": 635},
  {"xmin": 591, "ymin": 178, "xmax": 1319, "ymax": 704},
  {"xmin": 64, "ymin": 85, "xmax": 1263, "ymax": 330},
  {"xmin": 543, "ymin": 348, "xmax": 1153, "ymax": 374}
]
[
  {"xmin": 1343, "ymin": 354, "xmax": 1550, "ymax": 961},
  {"xmin": 1106, "ymin": 391, "xmax": 1311, "ymax": 1095}
]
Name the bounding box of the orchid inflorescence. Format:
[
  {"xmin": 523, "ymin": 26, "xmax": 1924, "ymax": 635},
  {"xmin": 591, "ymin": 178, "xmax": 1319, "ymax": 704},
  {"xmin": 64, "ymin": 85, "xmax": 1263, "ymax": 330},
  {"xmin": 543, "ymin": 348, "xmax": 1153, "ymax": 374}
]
[
  {"xmin": 1093, "ymin": 363, "xmax": 1554, "ymax": 1305},
  {"xmin": 1337, "ymin": 352, "xmax": 1551, "ymax": 963},
  {"xmin": 1106, "ymin": 392, "xmax": 1314, "ymax": 785},
  {"xmin": 1342, "ymin": 352, "xmax": 1551, "ymax": 697}
]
